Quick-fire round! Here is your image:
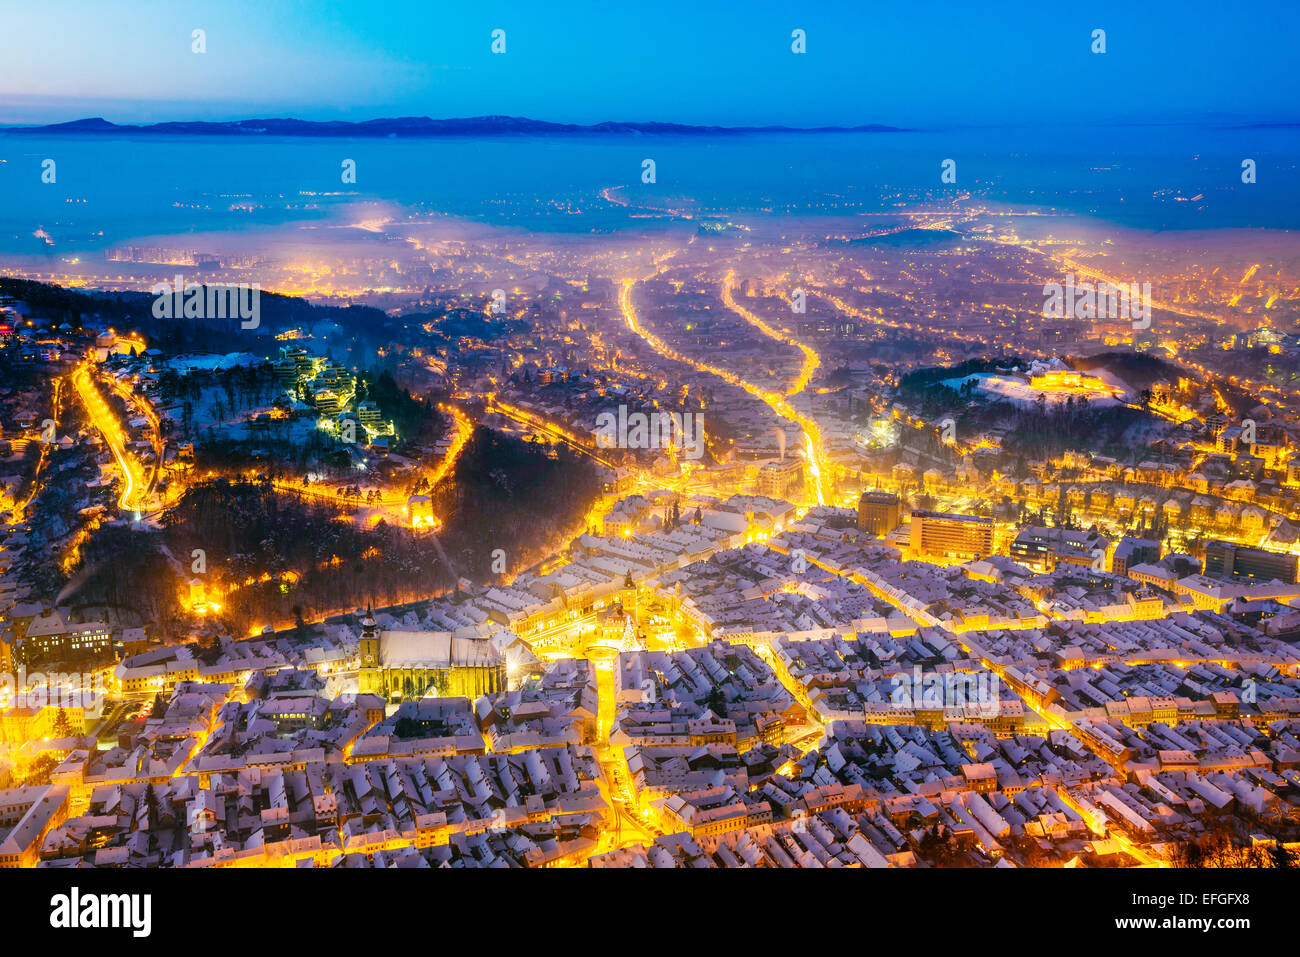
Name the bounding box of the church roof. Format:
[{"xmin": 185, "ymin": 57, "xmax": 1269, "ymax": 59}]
[{"xmin": 379, "ymin": 630, "xmax": 505, "ymax": 670}]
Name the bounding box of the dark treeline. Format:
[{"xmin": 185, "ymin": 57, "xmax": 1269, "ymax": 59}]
[
  {"xmin": 190, "ymin": 431, "xmax": 357, "ymax": 480},
  {"xmin": 359, "ymin": 369, "xmax": 444, "ymax": 445},
  {"xmin": 66, "ymin": 524, "xmax": 182, "ymax": 630},
  {"xmin": 962, "ymin": 398, "xmax": 1145, "ymax": 462},
  {"xmin": 898, "ymin": 355, "xmax": 1153, "ymax": 462},
  {"xmin": 158, "ymin": 478, "xmax": 454, "ymax": 631},
  {"xmin": 1072, "ymin": 351, "xmax": 1179, "ymax": 392},
  {"xmin": 156, "ymin": 362, "xmax": 279, "ymax": 420},
  {"xmin": 897, "ymin": 356, "xmax": 1021, "ymax": 417},
  {"xmin": 63, "ymin": 428, "xmax": 600, "ymax": 633},
  {"xmin": 403, "ymin": 310, "xmax": 529, "ymax": 345},
  {"xmin": 0, "ymin": 278, "xmax": 137, "ymax": 327},
  {"xmin": 0, "ymin": 277, "xmax": 398, "ymax": 361},
  {"xmin": 431, "ymin": 426, "xmax": 599, "ymax": 579},
  {"xmin": 68, "ymin": 479, "xmax": 454, "ymax": 636}
]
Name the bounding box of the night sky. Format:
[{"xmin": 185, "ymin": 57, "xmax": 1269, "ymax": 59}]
[{"xmin": 2, "ymin": 0, "xmax": 1296, "ymax": 128}]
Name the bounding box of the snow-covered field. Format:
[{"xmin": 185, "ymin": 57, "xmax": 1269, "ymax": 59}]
[
  {"xmin": 166, "ymin": 352, "xmax": 262, "ymax": 374},
  {"xmin": 942, "ymin": 367, "xmax": 1131, "ymax": 409}
]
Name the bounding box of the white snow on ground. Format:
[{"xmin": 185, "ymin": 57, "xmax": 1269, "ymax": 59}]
[
  {"xmin": 166, "ymin": 352, "xmax": 262, "ymax": 373},
  {"xmin": 942, "ymin": 367, "xmax": 1133, "ymax": 409},
  {"xmin": 1083, "ymin": 366, "xmax": 1136, "ymax": 399}
]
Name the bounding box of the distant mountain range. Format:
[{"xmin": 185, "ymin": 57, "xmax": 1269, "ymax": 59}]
[{"xmin": 1, "ymin": 115, "xmax": 907, "ymax": 137}]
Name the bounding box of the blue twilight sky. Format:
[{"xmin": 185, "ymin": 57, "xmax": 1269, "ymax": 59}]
[{"xmin": 0, "ymin": 0, "xmax": 1295, "ymax": 128}]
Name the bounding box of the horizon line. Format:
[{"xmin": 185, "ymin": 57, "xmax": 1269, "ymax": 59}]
[{"xmin": 2, "ymin": 112, "xmax": 1298, "ymax": 135}]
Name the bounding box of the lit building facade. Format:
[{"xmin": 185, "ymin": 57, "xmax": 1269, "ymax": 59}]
[
  {"xmin": 358, "ymin": 613, "xmax": 508, "ymax": 700},
  {"xmin": 756, "ymin": 458, "xmax": 804, "ymax": 499},
  {"xmin": 909, "ymin": 510, "xmax": 993, "ymax": 561},
  {"xmin": 1203, "ymin": 540, "xmax": 1298, "ymax": 584},
  {"xmin": 857, "ymin": 490, "xmax": 901, "ymax": 537}
]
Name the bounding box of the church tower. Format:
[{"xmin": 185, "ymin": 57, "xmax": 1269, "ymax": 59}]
[
  {"xmin": 358, "ymin": 610, "xmax": 381, "ymax": 695},
  {"xmin": 620, "ymin": 570, "xmax": 638, "ymax": 624}
]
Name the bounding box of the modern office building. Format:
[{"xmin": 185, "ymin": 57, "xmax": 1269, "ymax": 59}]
[
  {"xmin": 1203, "ymin": 540, "xmax": 1298, "ymax": 583},
  {"xmin": 356, "ymin": 400, "xmax": 383, "ymax": 428},
  {"xmin": 857, "ymin": 490, "xmax": 901, "ymax": 537},
  {"xmin": 909, "ymin": 510, "xmax": 993, "ymax": 561}
]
